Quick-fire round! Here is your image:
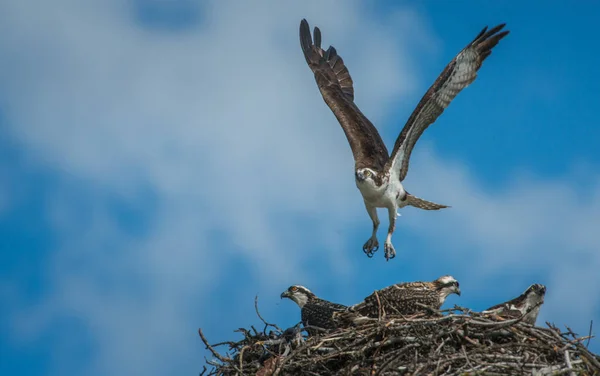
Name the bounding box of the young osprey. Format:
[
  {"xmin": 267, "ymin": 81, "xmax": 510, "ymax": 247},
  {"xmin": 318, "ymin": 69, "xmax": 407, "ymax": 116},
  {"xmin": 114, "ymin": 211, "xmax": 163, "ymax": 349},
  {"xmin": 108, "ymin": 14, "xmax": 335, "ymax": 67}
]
[
  {"xmin": 280, "ymin": 285, "xmax": 347, "ymax": 334},
  {"xmin": 482, "ymin": 283, "xmax": 546, "ymax": 325},
  {"xmin": 346, "ymin": 275, "xmax": 461, "ymax": 319},
  {"xmin": 299, "ymin": 19, "xmax": 509, "ymax": 260}
]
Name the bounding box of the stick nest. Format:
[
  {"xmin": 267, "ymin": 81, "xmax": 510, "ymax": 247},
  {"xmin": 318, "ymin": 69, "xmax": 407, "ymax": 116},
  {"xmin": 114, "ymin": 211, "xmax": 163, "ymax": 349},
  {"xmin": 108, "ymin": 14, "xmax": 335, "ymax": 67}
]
[{"xmin": 199, "ymin": 300, "xmax": 599, "ymax": 376}]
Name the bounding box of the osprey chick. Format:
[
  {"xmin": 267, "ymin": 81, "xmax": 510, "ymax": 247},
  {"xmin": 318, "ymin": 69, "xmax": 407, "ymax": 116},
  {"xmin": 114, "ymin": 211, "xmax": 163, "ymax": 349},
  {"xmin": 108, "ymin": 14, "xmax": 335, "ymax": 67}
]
[
  {"xmin": 483, "ymin": 283, "xmax": 546, "ymax": 325},
  {"xmin": 281, "ymin": 285, "xmax": 347, "ymax": 335},
  {"xmin": 300, "ymin": 19, "xmax": 509, "ymax": 260},
  {"xmin": 346, "ymin": 275, "xmax": 461, "ymax": 320}
]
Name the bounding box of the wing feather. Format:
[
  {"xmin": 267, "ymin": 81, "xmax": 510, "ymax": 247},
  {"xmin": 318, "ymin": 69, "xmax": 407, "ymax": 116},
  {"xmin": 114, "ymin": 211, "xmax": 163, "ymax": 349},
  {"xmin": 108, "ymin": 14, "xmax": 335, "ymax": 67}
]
[
  {"xmin": 300, "ymin": 19, "xmax": 389, "ymax": 171},
  {"xmin": 484, "ymin": 290, "xmax": 527, "ymax": 312},
  {"xmin": 350, "ymin": 281, "xmax": 439, "ymax": 318},
  {"xmin": 386, "ymin": 24, "xmax": 510, "ymax": 181}
]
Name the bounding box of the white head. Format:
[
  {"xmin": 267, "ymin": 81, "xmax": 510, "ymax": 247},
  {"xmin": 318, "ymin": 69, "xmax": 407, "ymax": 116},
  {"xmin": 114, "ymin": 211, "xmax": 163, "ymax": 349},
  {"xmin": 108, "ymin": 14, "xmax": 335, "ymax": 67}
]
[
  {"xmin": 281, "ymin": 285, "xmax": 315, "ymax": 308},
  {"xmin": 519, "ymin": 283, "xmax": 546, "ymax": 325},
  {"xmin": 434, "ymin": 275, "xmax": 461, "ymax": 301},
  {"xmin": 355, "ymin": 168, "xmax": 381, "ymax": 187},
  {"xmin": 523, "ymin": 283, "xmax": 546, "ymax": 308}
]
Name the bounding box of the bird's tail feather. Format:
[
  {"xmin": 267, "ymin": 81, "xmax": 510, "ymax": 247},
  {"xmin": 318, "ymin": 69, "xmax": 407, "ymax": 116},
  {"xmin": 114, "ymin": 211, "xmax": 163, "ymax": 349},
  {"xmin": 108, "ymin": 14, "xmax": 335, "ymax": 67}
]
[
  {"xmin": 405, "ymin": 193, "xmax": 449, "ymax": 210},
  {"xmin": 332, "ymin": 310, "xmax": 374, "ymax": 326}
]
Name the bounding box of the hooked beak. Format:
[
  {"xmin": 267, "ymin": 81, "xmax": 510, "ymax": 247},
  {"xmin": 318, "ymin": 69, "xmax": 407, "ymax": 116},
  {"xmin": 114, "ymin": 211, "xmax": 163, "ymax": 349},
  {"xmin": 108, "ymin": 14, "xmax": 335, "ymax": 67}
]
[
  {"xmin": 455, "ymin": 288, "xmax": 461, "ymax": 296},
  {"xmin": 281, "ymin": 291, "xmax": 291, "ymax": 299},
  {"xmin": 355, "ymin": 171, "xmax": 365, "ymax": 182}
]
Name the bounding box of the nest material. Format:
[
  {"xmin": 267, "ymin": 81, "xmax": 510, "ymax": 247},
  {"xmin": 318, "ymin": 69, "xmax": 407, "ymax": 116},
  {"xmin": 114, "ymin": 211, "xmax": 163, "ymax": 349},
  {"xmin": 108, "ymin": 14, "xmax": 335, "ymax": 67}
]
[{"xmin": 199, "ymin": 303, "xmax": 600, "ymax": 376}]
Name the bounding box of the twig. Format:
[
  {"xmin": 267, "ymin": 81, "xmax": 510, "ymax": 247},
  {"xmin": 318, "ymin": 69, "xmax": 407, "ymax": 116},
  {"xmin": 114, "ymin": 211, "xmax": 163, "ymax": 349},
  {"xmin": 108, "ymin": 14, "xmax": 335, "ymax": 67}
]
[
  {"xmin": 564, "ymin": 350, "xmax": 575, "ymax": 376},
  {"xmin": 198, "ymin": 328, "xmax": 232, "ymax": 363},
  {"xmin": 199, "ymin": 305, "xmax": 600, "ymax": 375},
  {"xmin": 374, "ymin": 343, "xmax": 419, "ymax": 376},
  {"xmin": 462, "ymin": 345, "xmax": 474, "ymax": 370},
  {"xmin": 414, "ymin": 302, "xmax": 443, "ymax": 316},
  {"xmin": 255, "ymin": 295, "xmax": 282, "ymax": 334},
  {"xmin": 575, "ymin": 343, "xmax": 600, "ymax": 369},
  {"xmin": 587, "ymin": 320, "xmax": 593, "ymax": 349},
  {"xmin": 239, "ymin": 345, "xmax": 250, "ymax": 373},
  {"xmin": 375, "ymin": 291, "xmax": 383, "ymax": 321},
  {"xmin": 469, "ymin": 316, "xmax": 524, "ymax": 327}
]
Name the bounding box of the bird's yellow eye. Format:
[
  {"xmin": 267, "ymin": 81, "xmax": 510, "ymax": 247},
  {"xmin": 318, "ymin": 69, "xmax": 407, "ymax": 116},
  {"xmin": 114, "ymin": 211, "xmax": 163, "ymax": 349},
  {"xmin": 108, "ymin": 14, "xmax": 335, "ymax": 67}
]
[
  {"xmin": 364, "ymin": 170, "xmax": 371, "ymax": 177},
  {"xmin": 291, "ymin": 286, "xmax": 298, "ymax": 292}
]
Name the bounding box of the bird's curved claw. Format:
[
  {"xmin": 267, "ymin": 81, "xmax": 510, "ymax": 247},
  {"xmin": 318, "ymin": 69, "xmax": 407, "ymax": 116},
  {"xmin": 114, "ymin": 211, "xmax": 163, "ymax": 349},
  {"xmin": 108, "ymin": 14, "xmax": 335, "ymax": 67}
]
[
  {"xmin": 384, "ymin": 242, "xmax": 396, "ymax": 261},
  {"xmin": 363, "ymin": 237, "xmax": 379, "ymax": 258}
]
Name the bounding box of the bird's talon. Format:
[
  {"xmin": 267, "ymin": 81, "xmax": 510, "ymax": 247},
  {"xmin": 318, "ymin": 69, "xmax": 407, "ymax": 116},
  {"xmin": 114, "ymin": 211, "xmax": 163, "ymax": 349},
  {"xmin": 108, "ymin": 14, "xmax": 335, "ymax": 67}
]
[
  {"xmin": 362, "ymin": 238, "xmax": 379, "ymax": 258},
  {"xmin": 384, "ymin": 243, "xmax": 396, "ymax": 261}
]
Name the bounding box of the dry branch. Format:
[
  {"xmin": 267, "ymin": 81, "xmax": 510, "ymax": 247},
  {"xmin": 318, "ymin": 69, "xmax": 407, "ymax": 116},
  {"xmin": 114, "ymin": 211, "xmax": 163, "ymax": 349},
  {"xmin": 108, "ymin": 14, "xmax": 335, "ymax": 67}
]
[{"xmin": 199, "ymin": 305, "xmax": 600, "ymax": 376}]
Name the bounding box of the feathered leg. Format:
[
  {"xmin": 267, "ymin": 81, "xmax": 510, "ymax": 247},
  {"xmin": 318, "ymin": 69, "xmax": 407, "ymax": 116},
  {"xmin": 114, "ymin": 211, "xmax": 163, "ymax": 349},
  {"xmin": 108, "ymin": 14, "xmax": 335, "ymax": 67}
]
[
  {"xmin": 383, "ymin": 207, "xmax": 397, "ymax": 260},
  {"xmin": 362, "ymin": 203, "xmax": 379, "ymax": 257}
]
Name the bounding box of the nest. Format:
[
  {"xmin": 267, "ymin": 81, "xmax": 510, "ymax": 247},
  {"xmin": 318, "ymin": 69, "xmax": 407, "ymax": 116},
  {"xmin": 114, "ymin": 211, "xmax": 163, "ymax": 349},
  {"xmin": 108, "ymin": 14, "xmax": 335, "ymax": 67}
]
[{"xmin": 199, "ymin": 299, "xmax": 600, "ymax": 376}]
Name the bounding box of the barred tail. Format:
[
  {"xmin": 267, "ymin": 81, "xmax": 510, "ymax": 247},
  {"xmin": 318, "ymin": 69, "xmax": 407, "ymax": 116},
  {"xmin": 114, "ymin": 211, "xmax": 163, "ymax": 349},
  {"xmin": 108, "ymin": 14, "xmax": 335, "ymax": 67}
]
[{"xmin": 405, "ymin": 193, "xmax": 449, "ymax": 210}]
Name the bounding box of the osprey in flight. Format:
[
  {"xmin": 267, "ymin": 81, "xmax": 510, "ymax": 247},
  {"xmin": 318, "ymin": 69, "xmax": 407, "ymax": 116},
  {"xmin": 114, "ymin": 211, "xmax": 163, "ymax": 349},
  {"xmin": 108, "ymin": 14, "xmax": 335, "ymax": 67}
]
[
  {"xmin": 482, "ymin": 283, "xmax": 546, "ymax": 325},
  {"xmin": 300, "ymin": 19, "xmax": 509, "ymax": 260},
  {"xmin": 281, "ymin": 285, "xmax": 347, "ymax": 335},
  {"xmin": 339, "ymin": 275, "xmax": 461, "ymax": 322}
]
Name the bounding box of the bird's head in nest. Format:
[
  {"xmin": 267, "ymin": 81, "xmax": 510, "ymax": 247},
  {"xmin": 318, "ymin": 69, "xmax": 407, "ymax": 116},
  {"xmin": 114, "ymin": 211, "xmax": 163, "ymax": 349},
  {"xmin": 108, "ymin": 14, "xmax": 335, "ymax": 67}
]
[
  {"xmin": 281, "ymin": 285, "xmax": 316, "ymax": 308},
  {"xmin": 524, "ymin": 283, "xmax": 546, "ymax": 304},
  {"xmin": 434, "ymin": 275, "xmax": 461, "ymax": 297}
]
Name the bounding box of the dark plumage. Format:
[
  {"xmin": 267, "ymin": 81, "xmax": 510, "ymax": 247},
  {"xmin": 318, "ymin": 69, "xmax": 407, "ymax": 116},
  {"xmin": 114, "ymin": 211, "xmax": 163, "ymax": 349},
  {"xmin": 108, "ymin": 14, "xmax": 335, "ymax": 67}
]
[
  {"xmin": 385, "ymin": 23, "xmax": 510, "ymax": 182},
  {"xmin": 349, "ymin": 275, "xmax": 461, "ymax": 319},
  {"xmin": 483, "ymin": 283, "xmax": 546, "ymax": 325},
  {"xmin": 299, "ymin": 19, "xmax": 510, "ymax": 261},
  {"xmin": 280, "ymin": 285, "xmax": 347, "ymax": 335},
  {"xmin": 300, "ymin": 19, "xmax": 387, "ymax": 173}
]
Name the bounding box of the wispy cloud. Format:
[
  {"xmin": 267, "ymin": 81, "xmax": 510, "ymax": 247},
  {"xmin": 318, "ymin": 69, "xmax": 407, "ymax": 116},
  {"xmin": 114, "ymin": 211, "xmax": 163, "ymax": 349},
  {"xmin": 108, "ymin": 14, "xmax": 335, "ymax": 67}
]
[
  {"xmin": 402, "ymin": 145, "xmax": 600, "ymax": 329},
  {"xmin": 3, "ymin": 1, "xmax": 599, "ymax": 375},
  {"xmin": 0, "ymin": 1, "xmax": 440, "ymax": 375}
]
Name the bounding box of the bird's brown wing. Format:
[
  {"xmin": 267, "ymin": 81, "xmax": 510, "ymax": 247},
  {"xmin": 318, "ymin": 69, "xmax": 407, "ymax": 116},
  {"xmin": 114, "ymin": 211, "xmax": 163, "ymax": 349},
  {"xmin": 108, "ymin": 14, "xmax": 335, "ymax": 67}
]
[
  {"xmin": 484, "ymin": 291, "xmax": 527, "ymax": 312},
  {"xmin": 352, "ymin": 283, "xmax": 440, "ymax": 318},
  {"xmin": 385, "ymin": 24, "xmax": 510, "ymax": 181},
  {"xmin": 300, "ymin": 19, "xmax": 389, "ymax": 171}
]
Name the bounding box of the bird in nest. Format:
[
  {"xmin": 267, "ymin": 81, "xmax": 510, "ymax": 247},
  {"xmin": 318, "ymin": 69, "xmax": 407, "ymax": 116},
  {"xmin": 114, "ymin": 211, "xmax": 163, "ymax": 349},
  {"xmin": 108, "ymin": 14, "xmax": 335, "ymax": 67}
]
[
  {"xmin": 280, "ymin": 285, "xmax": 347, "ymax": 335},
  {"xmin": 482, "ymin": 283, "xmax": 546, "ymax": 325},
  {"xmin": 334, "ymin": 275, "xmax": 461, "ymax": 324}
]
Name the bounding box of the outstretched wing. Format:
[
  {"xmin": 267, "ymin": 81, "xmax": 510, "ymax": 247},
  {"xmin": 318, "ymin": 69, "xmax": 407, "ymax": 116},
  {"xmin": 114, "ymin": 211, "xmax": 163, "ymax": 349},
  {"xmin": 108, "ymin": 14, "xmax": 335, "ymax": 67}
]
[
  {"xmin": 300, "ymin": 19, "xmax": 389, "ymax": 171},
  {"xmin": 386, "ymin": 24, "xmax": 510, "ymax": 181}
]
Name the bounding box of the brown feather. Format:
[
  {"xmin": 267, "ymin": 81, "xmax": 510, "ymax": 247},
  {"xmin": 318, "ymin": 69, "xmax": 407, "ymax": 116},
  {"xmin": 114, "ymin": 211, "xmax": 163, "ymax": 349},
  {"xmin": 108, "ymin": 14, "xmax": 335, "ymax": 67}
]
[
  {"xmin": 405, "ymin": 193, "xmax": 449, "ymax": 210},
  {"xmin": 349, "ymin": 276, "xmax": 459, "ymax": 318},
  {"xmin": 385, "ymin": 24, "xmax": 509, "ymax": 181},
  {"xmin": 299, "ymin": 19, "xmax": 389, "ymax": 172},
  {"xmin": 483, "ymin": 284, "xmax": 546, "ymax": 325}
]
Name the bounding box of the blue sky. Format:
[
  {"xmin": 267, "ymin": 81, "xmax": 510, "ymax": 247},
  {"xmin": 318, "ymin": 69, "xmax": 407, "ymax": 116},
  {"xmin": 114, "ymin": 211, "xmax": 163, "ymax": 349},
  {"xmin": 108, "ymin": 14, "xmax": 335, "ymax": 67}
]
[{"xmin": 1, "ymin": 1, "xmax": 600, "ymax": 375}]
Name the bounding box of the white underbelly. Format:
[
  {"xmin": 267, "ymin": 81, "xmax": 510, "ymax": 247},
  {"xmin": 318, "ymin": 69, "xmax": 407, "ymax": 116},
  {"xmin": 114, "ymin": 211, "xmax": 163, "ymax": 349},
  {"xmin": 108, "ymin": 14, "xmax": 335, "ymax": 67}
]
[{"xmin": 357, "ymin": 181, "xmax": 404, "ymax": 209}]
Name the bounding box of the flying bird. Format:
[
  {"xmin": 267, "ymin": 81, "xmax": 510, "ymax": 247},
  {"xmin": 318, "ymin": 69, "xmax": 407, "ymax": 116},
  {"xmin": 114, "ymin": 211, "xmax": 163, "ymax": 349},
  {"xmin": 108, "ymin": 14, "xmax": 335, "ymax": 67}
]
[
  {"xmin": 482, "ymin": 283, "xmax": 546, "ymax": 325},
  {"xmin": 280, "ymin": 285, "xmax": 347, "ymax": 335},
  {"xmin": 299, "ymin": 19, "xmax": 509, "ymax": 260},
  {"xmin": 343, "ymin": 275, "xmax": 461, "ymax": 320}
]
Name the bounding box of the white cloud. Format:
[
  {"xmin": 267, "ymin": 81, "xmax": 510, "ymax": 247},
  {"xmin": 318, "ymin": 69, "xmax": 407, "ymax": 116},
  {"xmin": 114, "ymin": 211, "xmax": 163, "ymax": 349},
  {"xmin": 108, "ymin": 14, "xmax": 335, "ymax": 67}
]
[
  {"xmin": 402, "ymin": 145, "xmax": 600, "ymax": 332},
  {"xmin": 3, "ymin": 1, "xmax": 599, "ymax": 374},
  {"xmin": 0, "ymin": 0, "xmax": 440, "ymax": 374}
]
